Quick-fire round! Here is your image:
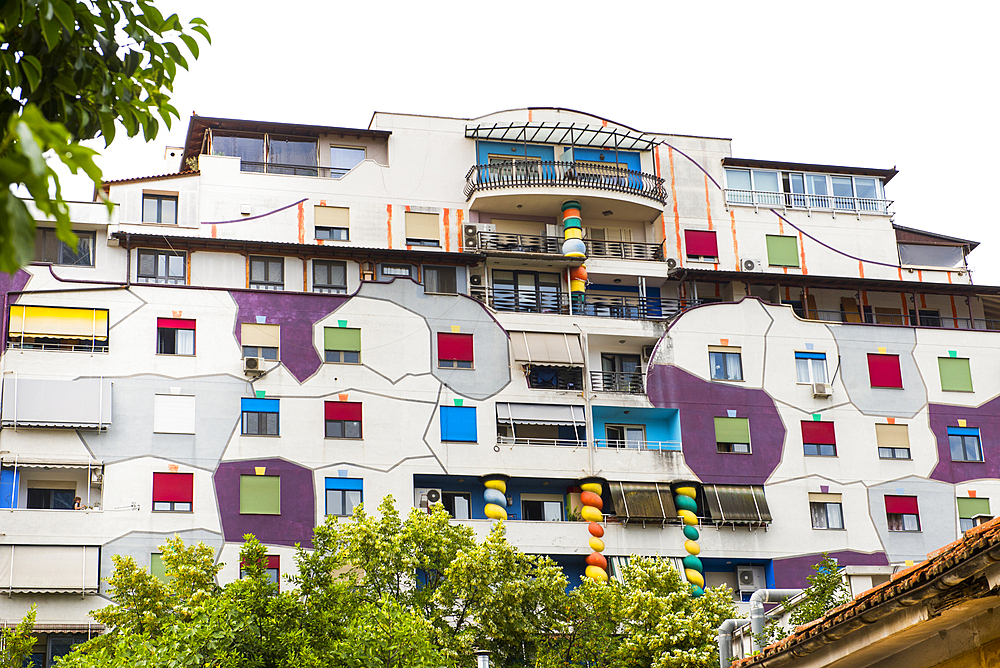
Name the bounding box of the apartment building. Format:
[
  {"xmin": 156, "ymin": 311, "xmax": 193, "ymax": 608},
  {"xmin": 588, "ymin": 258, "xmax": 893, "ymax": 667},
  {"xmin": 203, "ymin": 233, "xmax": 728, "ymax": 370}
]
[{"xmin": 1, "ymin": 107, "xmax": 996, "ymax": 664}]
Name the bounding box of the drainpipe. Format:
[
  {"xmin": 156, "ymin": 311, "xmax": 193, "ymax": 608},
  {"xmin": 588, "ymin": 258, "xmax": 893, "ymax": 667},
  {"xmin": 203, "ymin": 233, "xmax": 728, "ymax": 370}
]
[
  {"xmin": 717, "ymin": 618, "xmax": 746, "ymax": 668},
  {"xmin": 749, "ymin": 589, "xmax": 802, "ymax": 652}
]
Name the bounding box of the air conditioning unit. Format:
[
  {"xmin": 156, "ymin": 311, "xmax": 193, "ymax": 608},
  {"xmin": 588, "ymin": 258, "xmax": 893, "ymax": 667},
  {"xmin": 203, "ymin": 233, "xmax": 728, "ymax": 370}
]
[
  {"xmin": 666, "ymin": 257, "xmax": 680, "ymax": 270},
  {"xmin": 641, "ymin": 345, "xmax": 655, "ymax": 360},
  {"xmin": 812, "ymin": 382, "xmax": 833, "ymax": 397},
  {"xmin": 736, "ymin": 565, "xmax": 766, "ymax": 592},
  {"xmin": 462, "ymin": 223, "xmax": 479, "ymax": 249},
  {"xmin": 414, "ymin": 487, "xmax": 443, "ymax": 510},
  {"xmin": 244, "ymin": 357, "xmax": 264, "ymax": 375},
  {"xmin": 741, "ymin": 258, "xmax": 763, "ymax": 272},
  {"xmin": 469, "ymin": 273, "xmax": 483, "ymax": 286}
]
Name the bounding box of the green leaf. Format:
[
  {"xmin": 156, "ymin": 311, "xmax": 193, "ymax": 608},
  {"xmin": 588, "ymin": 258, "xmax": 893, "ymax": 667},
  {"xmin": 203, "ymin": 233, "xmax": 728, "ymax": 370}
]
[
  {"xmin": 178, "ymin": 33, "xmax": 199, "ymax": 59},
  {"xmin": 20, "ymin": 55, "xmax": 42, "ymax": 92},
  {"xmin": 50, "ymin": 0, "xmax": 74, "ymax": 33},
  {"xmin": 190, "ymin": 24, "xmax": 211, "ymax": 44},
  {"xmin": 13, "ymin": 120, "xmax": 46, "ymax": 176},
  {"xmin": 39, "ymin": 13, "xmax": 62, "ymax": 50}
]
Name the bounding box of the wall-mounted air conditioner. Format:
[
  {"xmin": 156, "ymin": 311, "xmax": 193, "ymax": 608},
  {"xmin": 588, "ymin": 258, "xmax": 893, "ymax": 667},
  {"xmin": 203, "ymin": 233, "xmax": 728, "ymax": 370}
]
[
  {"xmin": 641, "ymin": 345, "xmax": 655, "ymax": 360},
  {"xmin": 414, "ymin": 488, "xmax": 442, "ymax": 510},
  {"xmin": 462, "ymin": 224, "xmax": 479, "ymax": 249},
  {"xmin": 812, "ymin": 382, "xmax": 833, "ymax": 398},
  {"xmin": 736, "ymin": 565, "xmax": 766, "ymax": 592},
  {"xmin": 666, "ymin": 258, "xmax": 680, "ymax": 270},
  {"xmin": 741, "ymin": 258, "xmax": 763, "ymax": 272},
  {"xmin": 244, "ymin": 357, "xmax": 264, "ymax": 375}
]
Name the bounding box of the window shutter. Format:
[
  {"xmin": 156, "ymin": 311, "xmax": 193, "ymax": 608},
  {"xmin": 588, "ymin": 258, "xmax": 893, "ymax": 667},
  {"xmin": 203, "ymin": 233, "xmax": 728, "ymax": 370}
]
[
  {"xmin": 241, "ymin": 398, "xmax": 279, "ymax": 413},
  {"xmin": 868, "ymin": 354, "xmax": 903, "ymax": 388},
  {"xmin": 157, "ymin": 318, "xmax": 195, "ymax": 330},
  {"xmin": 241, "ymin": 323, "xmax": 280, "ymax": 347},
  {"xmin": 314, "ymin": 206, "xmax": 349, "ymax": 227},
  {"xmin": 801, "ymin": 421, "xmax": 836, "ymax": 445},
  {"xmin": 938, "ymin": 357, "xmax": 973, "ymax": 392},
  {"xmin": 684, "ymin": 230, "xmax": 718, "ymax": 257},
  {"xmin": 958, "ymin": 497, "xmax": 990, "ymax": 518},
  {"xmin": 765, "ymin": 235, "xmax": 799, "ymax": 267},
  {"xmin": 405, "ymin": 212, "xmax": 439, "ymax": 240},
  {"xmin": 325, "ymin": 401, "xmax": 362, "ymax": 421},
  {"xmin": 440, "ymin": 406, "xmax": 477, "ymax": 442},
  {"xmin": 875, "ymin": 423, "xmax": 909, "ymax": 448},
  {"xmin": 153, "ymin": 395, "xmax": 196, "ymax": 434},
  {"xmin": 714, "ymin": 417, "xmax": 750, "ymax": 443},
  {"xmin": 240, "ymin": 475, "xmax": 281, "ymax": 514},
  {"xmin": 325, "ymin": 478, "xmax": 364, "ymax": 491},
  {"xmin": 438, "ymin": 332, "xmax": 474, "ymax": 361},
  {"xmin": 152, "ymin": 472, "xmax": 193, "ymax": 503},
  {"xmin": 884, "ymin": 495, "xmax": 919, "ymax": 515},
  {"xmin": 324, "ymin": 327, "xmax": 361, "ymax": 351}
]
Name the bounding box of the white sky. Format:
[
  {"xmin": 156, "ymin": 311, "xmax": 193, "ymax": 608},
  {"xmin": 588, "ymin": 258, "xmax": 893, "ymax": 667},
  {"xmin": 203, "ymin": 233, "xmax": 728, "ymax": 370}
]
[{"xmin": 65, "ymin": 0, "xmax": 1000, "ymax": 282}]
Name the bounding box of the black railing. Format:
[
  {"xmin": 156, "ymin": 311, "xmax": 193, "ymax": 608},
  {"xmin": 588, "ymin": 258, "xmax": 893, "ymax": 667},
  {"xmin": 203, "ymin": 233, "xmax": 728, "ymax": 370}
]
[
  {"xmin": 238, "ymin": 161, "xmax": 353, "ymax": 178},
  {"xmin": 526, "ymin": 366, "xmax": 584, "ymax": 390},
  {"xmin": 471, "ymin": 287, "xmax": 701, "ymax": 320},
  {"xmin": 464, "ymin": 160, "xmax": 667, "ymax": 204},
  {"xmin": 803, "ymin": 309, "xmax": 1000, "ymax": 331},
  {"xmin": 590, "ymin": 371, "xmax": 644, "ymax": 394},
  {"xmin": 477, "ymin": 232, "xmax": 664, "ymax": 261}
]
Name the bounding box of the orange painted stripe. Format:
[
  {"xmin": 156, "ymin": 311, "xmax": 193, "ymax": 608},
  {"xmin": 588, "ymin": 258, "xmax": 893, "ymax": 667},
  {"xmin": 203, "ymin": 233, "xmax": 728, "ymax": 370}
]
[
  {"xmin": 783, "ymin": 267, "xmax": 788, "ymax": 274},
  {"xmin": 900, "ymin": 293, "xmax": 909, "ymax": 316},
  {"xmin": 187, "ymin": 251, "xmax": 192, "ymax": 285},
  {"xmin": 778, "ymin": 218, "xmax": 784, "ymax": 234},
  {"xmin": 245, "ymin": 254, "xmax": 250, "ymax": 289},
  {"xmin": 917, "ymin": 270, "xmax": 923, "ymax": 282},
  {"xmin": 211, "ymin": 224, "xmax": 217, "ymax": 239},
  {"xmin": 386, "ymin": 204, "xmax": 393, "ymax": 247},
  {"xmin": 898, "ymin": 267, "xmax": 903, "ymax": 280},
  {"xmin": 443, "ymin": 208, "xmax": 451, "ymax": 252},
  {"xmin": 858, "ymin": 260, "xmax": 864, "ymax": 278},
  {"xmin": 920, "ymin": 294, "xmax": 927, "ymax": 308},
  {"xmin": 528, "ymin": 109, "xmax": 533, "ymax": 122},
  {"xmin": 947, "ymin": 271, "xmax": 953, "ymax": 284},
  {"xmin": 297, "ymin": 202, "xmax": 305, "ymax": 244},
  {"xmin": 668, "ymin": 147, "xmax": 681, "ymax": 260},
  {"xmin": 654, "ymin": 146, "xmax": 668, "ymax": 253},
  {"xmin": 730, "ymin": 211, "xmax": 739, "ymax": 270},
  {"xmin": 862, "ymin": 290, "xmax": 870, "ymax": 306},
  {"xmin": 457, "ymin": 210, "xmax": 465, "ymax": 251},
  {"xmin": 704, "ymin": 175, "xmax": 713, "ymax": 230},
  {"xmin": 950, "ymin": 295, "xmax": 959, "ymax": 327},
  {"xmin": 798, "ymin": 231, "xmax": 807, "ymax": 274}
]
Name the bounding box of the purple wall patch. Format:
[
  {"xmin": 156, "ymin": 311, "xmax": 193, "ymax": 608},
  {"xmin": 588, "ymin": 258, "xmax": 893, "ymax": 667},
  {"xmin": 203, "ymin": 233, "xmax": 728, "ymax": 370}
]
[
  {"xmin": 928, "ymin": 398, "xmax": 1000, "ymax": 483},
  {"xmin": 772, "ymin": 550, "xmax": 888, "ymax": 589},
  {"xmin": 214, "ymin": 458, "xmax": 315, "ymax": 547},
  {"xmin": 230, "ymin": 290, "xmax": 349, "ymax": 383},
  {"xmin": 0, "ymin": 270, "xmax": 31, "ymax": 352},
  {"xmin": 645, "ymin": 365, "xmax": 785, "ymax": 485}
]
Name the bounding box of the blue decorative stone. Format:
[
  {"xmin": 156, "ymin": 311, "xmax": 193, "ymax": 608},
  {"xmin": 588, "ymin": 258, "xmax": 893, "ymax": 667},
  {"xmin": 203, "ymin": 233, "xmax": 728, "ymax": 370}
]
[
  {"xmin": 562, "ymin": 238, "xmax": 586, "ymax": 256},
  {"xmin": 483, "ymin": 488, "xmax": 506, "ymax": 507}
]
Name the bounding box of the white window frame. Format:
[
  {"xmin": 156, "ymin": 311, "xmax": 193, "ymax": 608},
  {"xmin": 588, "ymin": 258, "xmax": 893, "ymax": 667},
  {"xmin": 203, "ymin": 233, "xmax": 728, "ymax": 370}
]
[{"xmin": 795, "ymin": 352, "xmax": 829, "ymax": 384}]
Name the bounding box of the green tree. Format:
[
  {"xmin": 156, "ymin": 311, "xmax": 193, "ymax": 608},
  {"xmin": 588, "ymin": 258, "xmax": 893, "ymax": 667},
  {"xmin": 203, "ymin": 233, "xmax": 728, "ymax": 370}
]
[
  {"xmin": 1, "ymin": 605, "xmax": 36, "ymax": 668},
  {"xmin": 788, "ymin": 553, "xmax": 850, "ymax": 626},
  {"xmin": 0, "ymin": 0, "xmax": 209, "ymax": 272}
]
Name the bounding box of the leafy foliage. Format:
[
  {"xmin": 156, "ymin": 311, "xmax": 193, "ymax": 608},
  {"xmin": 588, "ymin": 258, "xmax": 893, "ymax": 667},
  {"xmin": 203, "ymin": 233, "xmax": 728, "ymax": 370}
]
[
  {"xmin": 0, "ymin": 604, "xmax": 36, "ymax": 667},
  {"xmin": 0, "ymin": 0, "xmax": 209, "ymax": 272},
  {"xmin": 788, "ymin": 553, "xmax": 851, "ymax": 626}
]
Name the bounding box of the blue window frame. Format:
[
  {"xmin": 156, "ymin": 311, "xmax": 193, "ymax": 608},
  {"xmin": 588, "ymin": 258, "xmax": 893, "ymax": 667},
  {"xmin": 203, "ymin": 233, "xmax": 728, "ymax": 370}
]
[
  {"xmin": 440, "ymin": 406, "xmax": 477, "ymax": 442},
  {"xmin": 241, "ymin": 398, "xmax": 279, "ymax": 436},
  {"xmin": 948, "ymin": 427, "xmax": 983, "ymax": 462},
  {"xmin": 794, "ymin": 351, "xmax": 828, "ymax": 384},
  {"xmin": 325, "ymin": 477, "xmax": 363, "ymax": 516}
]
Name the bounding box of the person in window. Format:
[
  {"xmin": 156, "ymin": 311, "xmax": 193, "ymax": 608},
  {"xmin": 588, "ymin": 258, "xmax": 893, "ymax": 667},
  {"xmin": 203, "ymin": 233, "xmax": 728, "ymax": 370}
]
[{"xmin": 73, "ymin": 496, "xmax": 84, "ymax": 510}]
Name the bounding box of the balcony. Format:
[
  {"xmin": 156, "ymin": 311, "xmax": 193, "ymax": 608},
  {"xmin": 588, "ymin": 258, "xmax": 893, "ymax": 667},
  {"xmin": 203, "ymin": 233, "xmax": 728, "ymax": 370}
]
[
  {"xmin": 590, "ymin": 371, "xmax": 644, "ymax": 394},
  {"xmin": 477, "ymin": 231, "xmax": 664, "ymax": 261},
  {"xmin": 724, "ymin": 189, "xmax": 893, "ymax": 217},
  {"xmin": 465, "ymin": 160, "xmax": 666, "ymax": 205},
  {"xmin": 238, "ymin": 161, "xmax": 355, "ymax": 178},
  {"xmin": 472, "ymin": 287, "xmax": 700, "ymax": 320},
  {"xmin": 593, "ymin": 439, "xmax": 681, "ymax": 451},
  {"xmin": 497, "ymin": 436, "xmax": 588, "ymax": 448},
  {"xmin": 804, "ymin": 309, "xmax": 1000, "ymax": 331}
]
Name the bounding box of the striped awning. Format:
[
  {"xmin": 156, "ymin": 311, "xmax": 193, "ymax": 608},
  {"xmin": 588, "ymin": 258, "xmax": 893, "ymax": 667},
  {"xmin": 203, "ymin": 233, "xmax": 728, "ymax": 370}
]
[{"xmin": 8, "ymin": 306, "xmax": 108, "ymax": 340}]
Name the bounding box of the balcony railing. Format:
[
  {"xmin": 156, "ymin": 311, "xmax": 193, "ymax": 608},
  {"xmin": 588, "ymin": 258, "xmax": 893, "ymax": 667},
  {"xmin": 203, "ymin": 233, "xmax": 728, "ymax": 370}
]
[
  {"xmin": 465, "ymin": 160, "xmax": 667, "ymax": 204},
  {"xmin": 724, "ymin": 189, "xmax": 893, "ymax": 216},
  {"xmin": 497, "ymin": 436, "xmax": 587, "ymax": 447},
  {"xmin": 803, "ymin": 309, "xmax": 1000, "ymax": 331},
  {"xmin": 471, "ymin": 287, "xmax": 701, "ymax": 320},
  {"xmin": 238, "ymin": 161, "xmax": 352, "ymax": 178},
  {"xmin": 590, "ymin": 371, "xmax": 644, "ymax": 394},
  {"xmin": 477, "ymin": 232, "xmax": 664, "ymax": 261},
  {"xmin": 594, "ymin": 439, "xmax": 681, "ymax": 451}
]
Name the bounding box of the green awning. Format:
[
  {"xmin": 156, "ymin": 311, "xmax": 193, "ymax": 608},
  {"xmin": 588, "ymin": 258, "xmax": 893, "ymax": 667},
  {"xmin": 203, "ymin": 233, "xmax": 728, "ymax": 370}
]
[
  {"xmin": 714, "ymin": 417, "xmax": 750, "ymax": 444},
  {"xmin": 958, "ymin": 497, "xmax": 990, "ymax": 519},
  {"xmin": 766, "ymin": 235, "xmax": 799, "ymax": 267},
  {"xmin": 325, "ymin": 327, "xmax": 361, "ymax": 352}
]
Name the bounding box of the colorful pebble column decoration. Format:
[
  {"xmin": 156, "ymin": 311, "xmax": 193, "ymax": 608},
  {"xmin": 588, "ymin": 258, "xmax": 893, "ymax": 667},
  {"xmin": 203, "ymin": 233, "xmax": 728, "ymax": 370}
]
[
  {"xmin": 482, "ymin": 474, "xmax": 508, "ymax": 522},
  {"xmin": 580, "ymin": 480, "xmax": 608, "ymax": 582},
  {"xmin": 675, "ymin": 484, "xmax": 704, "ymax": 597},
  {"xmin": 562, "ymin": 200, "xmax": 587, "ymax": 307}
]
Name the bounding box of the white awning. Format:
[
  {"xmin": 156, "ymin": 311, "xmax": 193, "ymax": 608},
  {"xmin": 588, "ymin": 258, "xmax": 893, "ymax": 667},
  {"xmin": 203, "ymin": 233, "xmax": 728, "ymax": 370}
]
[
  {"xmin": 495, "ymin": 402, "xmax": 585, "ymax": 426},
  {"xmin": 509, "ymin": 331, "xmax": 584, "ymax": 366},
  {"xmin": 0, "ymin": 545, "xmax": 100, "ymax": 593},
  {"xmin": 1, "ymin": 377, "xmax": 112, "ymax": 429},
  {"xmin": 1, "ymin": 456, "xmax": 102, "ymax": 469}
]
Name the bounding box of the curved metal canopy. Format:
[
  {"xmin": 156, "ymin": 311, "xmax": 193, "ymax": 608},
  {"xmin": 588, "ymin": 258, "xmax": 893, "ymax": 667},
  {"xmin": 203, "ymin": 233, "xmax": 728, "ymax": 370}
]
[{"xmin": 465, "ymin": 121, "xmax": 659, "ymax": 151}]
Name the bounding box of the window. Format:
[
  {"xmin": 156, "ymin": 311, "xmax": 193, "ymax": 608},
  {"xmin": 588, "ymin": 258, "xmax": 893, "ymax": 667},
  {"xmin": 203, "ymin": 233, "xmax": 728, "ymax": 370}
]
[
  {"xmin": 521, "ymin": 495, "xmax": 564, "ymax": 521},
  {"xmin": 137, "ymin": 249, "xmax": 185, "ymax": 284},
  {"xmin": 438, "ymin": 332, "xmax": 473, "ymax": 369},
  {"xmin": 330, "ymin": 146, "xmax": 365, "ymax": 178},
  {"xmin": 600, "ymin": 353, "xmax": 642, "ymax": 393},
  {"xmin": 809, "ymin": 493, "xmax": 844, "ymax": 529},
  {"xmin": 240, "ymin": 474, "xmax": 280, "ymax": 514},
  {"xmin": 898, "ymin": 244, "xmax": 966, "ymax": 269},
  {"xmin": 939, "ymin": 357, "xmax": 973, "ymax": 392},
  {"xmin": 885, "ymin": 495, "xmax": 920, "ymax": 531},
  {"xmin": 404, "ymin": 211, "xmax": 440, "ymax": 247},
  {"xmin": 801, "ymin": 421, "xmax": 836, "ymax": 456},
  {"xmin": 526, "ymin": 365, "xmax": 583, "ymax": 390},
  {"xmin": 958, "ymin": 497, "xmax": 991, "ymax": 533},
  {"xmin": 153, "ymin": 394, "xmax": 196, "ymax": 434},
  {"xmin": 726, "ymin": 168, "xmax": 886, "ymax": 212},
  {"xmin": 325, "ymin": 401, "xmax": 362, "ymax": 439},
  {"xmin": 7, "ymin": 305, "xmax": 109, "ymax": 352},
  {"xmin": 325, "ymin": 478, "xmax": 363, "ymax": 516},
  {"xmin": 709, "ymin": 346, "xmax": 743, "ymax": 381},
  {"xmin": 241, "ymin": 398, "xmax": 279, "ymax": 436},
  {"xmin": 152, "ymin": 472, "xmax": 193, "ymax": 511},
  {"xmin": 876, "ymin": 423, "xmax": 911, "ymax": 459},
  {"xmin": 442, "ymin": 491, "xmax": 472, "ymax": 519},
  {"xmin": 242, "ymin": 323, "xmax": 280, "ymax": 360},
  {"xmin": 150, "ymin": 553, "xmax": 169, "ymax": 581},
  {"xmin": 606, "ymin": 425, "xmax": 645, "ymax": 449},
  {"xmin": 724, "ymin": 169, "xmax": 782, "ymax": 205},
  {"xmin": 241, "ymin": 555, "xmax": 280, "ymax": 584},
  {"xmin": 684, "ymin": 229, "xmax": 719, "ymax": 261},
  {"xmin": 948, "ymin": 427, "xmax": 983, "ymax": 462},
  {"xmin": 766, "ymin": 235, "xmax": 800, "ymax": 267},
  {"xmin": 26, "ymin": 487, "xmax": 74, "ymax": 509},
  {"xmin": 381, "ymin": 263, "xmax": 412, "ymax": 278},
  {"xmin": 795, "ymin": 352, "xmax": 828, "ymax": 384},
  {"xmin": 440, "ymin": 406, "xmax": 477, "ymax": 442},
  {"xmin": 424, "ymin": 266, "xmax": 458, "ymax": 294},
  {"xmin": 313, "ymin": 260, "xmax": 347, "ymax": 293},
  {"xmin": 868, "ymin": 353, "xmax": 903, "ymax": 388},
  {"xmin": 35, "ymin": 229, "xmax": 95, "ymax": 266},
  {"xmin": 249, "ymin": 256, "xmax": 284, "ymax": 290},
  {"xmin": 211, "ymin": 133, "xmax": 265, "ymax": 170},
  {"xmin": 157, "ymin": 318, "xmax": 195, "ymax": 355},
  {"xmin": 142, "ymin": 193, "xmax": 177, "ymax": 224},
  {"xmin": 715, "ymin": 416, "xmax": 751, "ymax": 454},
  {"xmin": 491, "ymin": 270, "xmax": 563, "ymax": 314},
  {"xmin": 268, "ymin": 136, "xmax": 317, "ymax": 175},
  {"xmin": 315, "ymin": 205, "xmax": 350, "ymax": 240},
  {"xmin": 324, "ymin": 327, "xmax": 361, "ymax": 363}
]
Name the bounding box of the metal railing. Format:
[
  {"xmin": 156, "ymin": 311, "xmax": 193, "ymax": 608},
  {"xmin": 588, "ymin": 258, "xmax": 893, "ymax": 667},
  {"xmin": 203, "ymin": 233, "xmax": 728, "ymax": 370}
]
[
  {"xmin": 476, "ymin": 232, "xmax": 664, "ymax": 261},
  {"xmin": 724, "ymin": 189, "xmax": 893, "ymax": 215},
  {"xmin": 465, "ymin": 160, "xmax": 667, "ymax": 204},
  {"xmin": 7, "ymin": 341, "xmax": 109, "ymax": 353},
  {"xmin": 802, "ymin": 309, "xmax": 1000, "ymax": 331},
  {"xmin": 594, "ymin": 439, "xmax": 682, "ymax": 451},
  {"xmin": 590, "ymin": 371, "xmax": 644, "ymax": 394},
  {"xmin": 497, "ymin": 436, "xmax": 587, "ymax": 447},
  {"xmin": 526, "ymin": 366, "xmax": 584, "ymax": 390},
  {"xmin": 238, "ymin": 161, "xmax": 353, "ymax": 178},
  {"xmin": 471, "ymin": 286, "xmax": 701, "ymax": 320}
]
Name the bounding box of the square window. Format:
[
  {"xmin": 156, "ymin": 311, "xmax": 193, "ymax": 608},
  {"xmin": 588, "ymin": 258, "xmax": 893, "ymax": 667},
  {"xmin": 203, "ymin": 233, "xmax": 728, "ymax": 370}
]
[
  {"xmin": 152, "ymin": 472, "xmax": 193, "ymax": 512},
  {"xmin": 938, "ymin": 357, "xmax": 973, "ymax": 392},
  {"xmin": 801, "ymin": 420, "xmax": 836, "ymax": 456},
  {"xmin": 241, "ymin": 398, "xmax": 279, "ymax": 436},
  {"xmin": 715, "ymin": 416, "xmax": 751, "ymax": 454},
  {"xmin": 242, "ymin": 324, "xmax": 280, "ymax": 360},
  {"xmin": 948, "ymin": 427, "xmax": 983, "ymax": 462},
  {"xmin": 521, "ymin": 497, "xmax": 564, "ymax": 521},
  {"xmin": 526, "ymin": 365, "xmax": 583, "ymax": 390},
  {"xmin": 330, "ymin": 147, "xmax": 365, "ymax": 178},
  {"xmin": 313, "ymin": 260, "xmax": 348, "ymax": 293},
  {"xmin": 766, "ymin": 235, "xmax": 800, "ymax": 267},
  {"xmin": 157, "ymin": 318, "xmax": 195, "ymax": 355},
  {"xmin": 875, "ymin": 423, "xmax": 910, "ymax": 459},
  {"xmin": 324, "ymin": 327, "xmax": 361, "ymax": 364},
  {"xmin": 137, "ymin": 249, "xmax": 186, "ymax": 285},
  {"xmin": 325, "ymin": 401, "xmax": 363, "ymax": 439},
  {"xmin": 325, "ymin": 478, "xmax": 363, "ymax": 516},
  {"xmin": 438, "ymin": 332, "xmax": 473, "ymax": 369},
  {"xmin": 404, "ymin": 211, "xmax": 440, "ymax": 247},
  {"xmin": 240, "ymin": 475, "xmax": 280, "ymax": 515},
  {"xmin": 150, "ymin": 553, "xmax": 170, "ymax": 581},
  {"xmin": 424, "ymin": 266, "xmax": 458, "ymax": 294},
  {"xmin": 440, "ymin": 406, "xmax": 477, "ymax": 442},
  {"xmin": 153, "ymin": 394, "xmax": 196, "ymax": 434},
  {"xmin": 35, "ymin": 229, "xmax": 96, "ymax": 266},
  {"xmin": 885, "ymin": 495, "xmax": 919, "ymax": 531},
  {"xmin": 795, "ymin": 351, "xmax": 828, "ymax": 384},
  {"xmin": 709, "ymin": 347, "xmax": 742, "ymax": 381},
  {"xmin": 442, "ymin": 491, "xmax": 472, "ymax": 519},
  {"xmin": 315, "ymin": 204, "xmax": 350, "ymax": 236},
  {"xmin": 241, "ymin": 555, "xmax": 280, "ymax": 584},
  {"xmin": 142, "ymin": 194, "xmax": 178, "ymax": 224},
  {"xmin": 867, "ymin": 353, "xmax": 902, "ymax": 388},
  {"xmin": 684, "ymin": 229, "xmax": 718, "ymax": 261},
  {"xmin": 381, "ymin": 263, "xmax": 412, "ymax": 278},
  {"xmin": 249, "ymin": 256, "xmax": 284, "ymax": 290},
  {"xmin": 316, "ymin": 226, "xmax": 349, "ymax": 241},
  {"xmin": 958, "ymin": 497, "xmax": 991, "ymax": 532},
  {"xmin": 809, "ymin": 493, "xmax": 844, "ymax": 529}
]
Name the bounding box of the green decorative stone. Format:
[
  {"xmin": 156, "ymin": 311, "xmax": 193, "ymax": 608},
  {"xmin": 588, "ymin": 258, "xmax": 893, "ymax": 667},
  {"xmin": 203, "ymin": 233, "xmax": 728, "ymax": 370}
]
[
  {"xmin": 683, "ymin": 525, "xmax": 700, "ymax": 541},
  {"xmin": 675, "ymin": 495, "xmax": 698, "ymax": 512},
  {"xmin": 682, "ymin": 555, "xmax": 703, "ymax": 572}
]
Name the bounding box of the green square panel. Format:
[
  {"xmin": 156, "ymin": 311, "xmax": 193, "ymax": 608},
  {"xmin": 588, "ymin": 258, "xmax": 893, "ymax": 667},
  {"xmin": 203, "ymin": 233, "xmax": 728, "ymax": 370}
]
[
  {"xmin": 324, "ymin": 327, "xmax": 361, "ymax": 352},
  {"xmin": 766, "ymin": 235, "xmax": 800, "ymax": 267},
  {"xmin": 150, "ymin": 553, "xmax": 169, "ymax": 581},
  {"xmin": 240, "ymin": 475, "xmax": 281, "ymax": 514},
  {"xmin": 714, "ymin": 417, "xmax": 751, "ymax": 444},
  {"xmin": 957, "ymin": 497, "xmax": 990, "ymax": 519},
  {"xmin": 938, "ymin": 357, "xmax": 973, "ymax": 392}
]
